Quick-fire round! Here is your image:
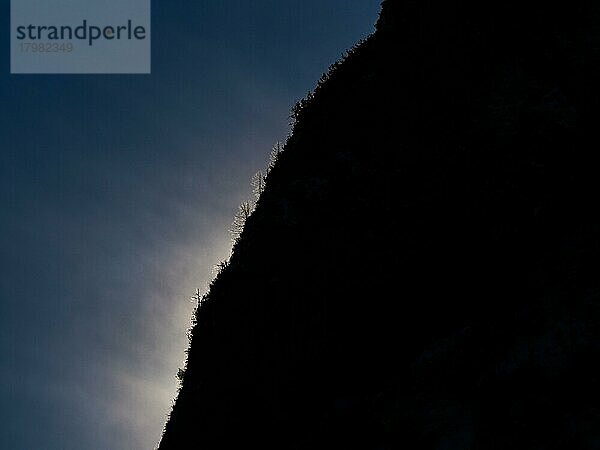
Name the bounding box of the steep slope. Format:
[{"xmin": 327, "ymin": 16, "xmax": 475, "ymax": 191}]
[{"xmin": 159, "ymin": 1, "xmax": 600, "ymax": 448}]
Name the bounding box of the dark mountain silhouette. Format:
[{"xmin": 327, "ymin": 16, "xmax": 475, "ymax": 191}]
[{"xmin": 159, "ymin": 1, "xmax": 600, "ymax": 448}]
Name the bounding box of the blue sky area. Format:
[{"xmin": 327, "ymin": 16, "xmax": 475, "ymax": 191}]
[{"xmin": 0, "ymin": 1, "xmax": 381, "ymax": 449}]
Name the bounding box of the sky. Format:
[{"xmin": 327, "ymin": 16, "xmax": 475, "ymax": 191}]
[{"xmin": 0, "ymin": 1, "xmax": 381, "ymax": 449}]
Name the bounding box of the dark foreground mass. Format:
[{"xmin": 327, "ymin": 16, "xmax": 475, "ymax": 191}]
[{"xmin": 159, "ymin": 1, "xmax": 600, "ymax": 448}]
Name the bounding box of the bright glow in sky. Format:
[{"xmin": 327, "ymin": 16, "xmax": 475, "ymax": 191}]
[{"xmin": 0, "ymin": 1, "xmax": 381, "ymax": 449}]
